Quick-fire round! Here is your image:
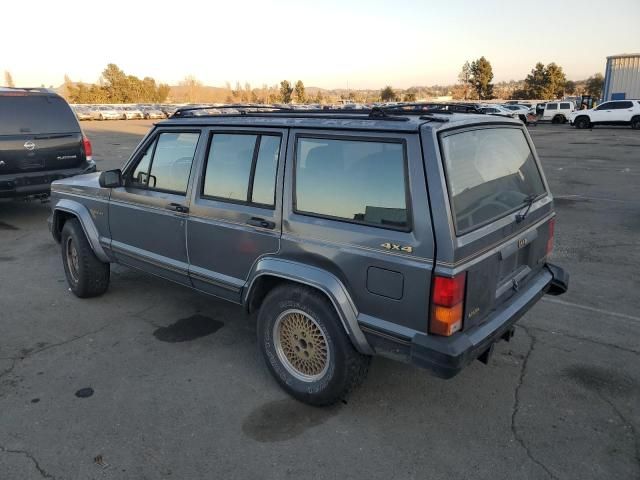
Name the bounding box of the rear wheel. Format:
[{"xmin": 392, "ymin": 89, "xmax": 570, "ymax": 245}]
[
  {"xmin": 258, "ymin": 284, "xmax": 370, "ymax": 406},
  {"xmin": 575, "ymin": 116, "xmax": 591, "ymax": 129},
  {"xmin": 631, "ymin": 116, "xmax": 640, "ymax": 130},
  {"xmin": 61, "ymin": 218, "xmax": 110, "ymax": 298},
  {"xmin": 552, "ymin": 115, "xmax": 565, "ymax": 124}
]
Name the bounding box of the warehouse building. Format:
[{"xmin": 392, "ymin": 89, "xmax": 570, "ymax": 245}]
[{"xmin": 602, "ymin": 53, "xmax": 640, "ymax": 101}]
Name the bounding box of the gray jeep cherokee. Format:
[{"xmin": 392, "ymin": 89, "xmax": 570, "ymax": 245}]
[{"xmin": 48, "ymin": 105, "xmax": 568, "ymax": 405}]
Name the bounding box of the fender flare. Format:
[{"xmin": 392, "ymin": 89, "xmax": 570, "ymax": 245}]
[
  {"xmin": 244, "ymin": 257, "xmax": 374, "ymax": 355},
  {"xmin": 51, "ymin": 198, "xmax": 110, "ymax": 263}
]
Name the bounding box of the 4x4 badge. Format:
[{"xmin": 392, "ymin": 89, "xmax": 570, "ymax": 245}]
[{"xmin": 380, "ymin": 242, "xmax": 413, "ymax": 253}]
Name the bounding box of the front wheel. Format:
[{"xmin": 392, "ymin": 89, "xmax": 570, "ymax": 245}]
[
  {"xmin": 552, "ymin": 115, "xmax": 565, "ymax": 124},
  {"xmin": 258, "ymin": 284, "xmax": 370, "ymax": 406},
  {"xmin": 631, "ymin": 117, "xmax": 640, "ymax": 130},
  {"xmin": 575, "ymin": 116, "xmax": 591, "ymax": 129},
  {"xmin": 61, "ymin": 218, "xmax": 110, "ymax": 298}
]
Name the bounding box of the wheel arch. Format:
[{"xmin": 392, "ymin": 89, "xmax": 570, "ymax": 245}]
[
  {"xmin": 244, "ymin": 257, "xmax": 374, "ymax": 355},
  {"xmin": 51, "ymin": 199, "xmax": 110, "ymax": 262}
]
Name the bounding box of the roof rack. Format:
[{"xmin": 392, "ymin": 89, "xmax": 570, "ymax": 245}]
[
  {"xmin": 170, "ymin": 102, "xmax": 484, "ymax": 122},
  {"xmin": 0, "ymin": 87, "xmax": 57, "ymax": 94}
]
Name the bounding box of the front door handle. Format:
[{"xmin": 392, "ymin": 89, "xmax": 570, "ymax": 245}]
[
  {"xmin": 246, "ymin": 217, "xmax": 275, "ymax": 229},
  {"xmin": 166, "ymin": 202, "xmax": 189, "ymax": 213}
]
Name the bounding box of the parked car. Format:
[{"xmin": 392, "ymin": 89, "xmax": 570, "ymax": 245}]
[
  {"xmin": 123, "ymin": 106, "xmax": 144, "ymax": 120},
  {"xmin": 0, "ymin": 88, "xmax": 95, "ymax": 198},
  {"xmin": 84, "ymin": 105, "xmax": 104, "ymax": 121},
  {"xmin": 479, "ymin": 105, "xmax": 520, "ymax": 119},
  {"xmin": 72, "ymin": 106, "xmax": 93, "ymax": 121},
  {"xmin": 502, "ymin": 104, "xmax": 531, "ymax": 123},
  {"xmin": 537, "ymin": 101, "xmax": 575, "ymax": 124},
  {"xmin": 96, "ymin": 105, "xmax": 121, "ymax": 121},
  {"xmin": 141, "ymin": 107, "xmax": 165, "ymax": 119},
  {"xmin": 158, "ymin": 105, "xmax": 178, "ymax": 118},
  {"xmin": 568, "ymin": 99, "xmax": 640, "ymax": 129},
  {"xmin": 48, "ymin": 106, "xmax": 568, "ymax": 405}
]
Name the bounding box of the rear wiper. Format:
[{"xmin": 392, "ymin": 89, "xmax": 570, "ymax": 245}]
[{"xmin": 516, "ymin": 194, "xmax": 537, "ymax": 223}]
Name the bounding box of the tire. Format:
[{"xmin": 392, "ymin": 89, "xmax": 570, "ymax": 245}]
[
  {"xmin": 552, "ymin": 115, "xmax": 565, "ymax": 124},
  {"xmin": 258, "ymin": 284, "xmax": 370, "ymax": 406},
  {"xmin": 99, "ymin": 114, "xmax": 104, "ymax": 121},
  {"xmin": 631, "ymin": 116, "xmax": 640, "ymax": 130},
  {"xmin": 575, "ymin": 116, "xmax": 591, "ymax": 129},
  {"xmin": 60, "ymin": 218, "xmax": 110, "ymax": 298}
]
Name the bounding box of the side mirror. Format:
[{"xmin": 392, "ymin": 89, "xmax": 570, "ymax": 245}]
[{"xmin": 99, "ymin": 169, "xmax": 122, "ymax": 188}]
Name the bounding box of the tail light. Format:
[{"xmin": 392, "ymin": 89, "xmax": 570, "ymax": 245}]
[
  {"xmin": 82, "ymin": 135, "xmax": 93, "ymax": 161},
  {"xmin": 546, "ymin": 218, "xmax": 555, "ymax": 256},
  {"xmin": 430, "ymin": 273, "xmax": 466, "ymax": 336}
]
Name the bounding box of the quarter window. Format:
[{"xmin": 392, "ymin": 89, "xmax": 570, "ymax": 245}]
[
  {"xmin": 295, "ymin": 137, "xmax": 408, "ymax": 230},
  {"xmin": 129, "ymin": 132, "xmax": 200, "ymax": 194},
  {"xmin": 202, "ymin": 133, "xmax": 281, "ymax": 207}
]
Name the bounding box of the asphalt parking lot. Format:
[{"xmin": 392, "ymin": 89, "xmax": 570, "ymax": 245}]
[{"xmin": 1, "ymin": 119, "xmax": 639, "ymax": 480}]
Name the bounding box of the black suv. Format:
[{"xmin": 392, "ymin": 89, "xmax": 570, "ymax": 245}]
[
  {"xmin": 49, "ymin": 104, "xmax": 568, "ymax": 405},
  {"xmin": 0, "ymin": 88, "xmax": 96, "ymax": 198}
]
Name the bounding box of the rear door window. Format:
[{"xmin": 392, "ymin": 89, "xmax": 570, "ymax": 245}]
[
  {"xmin": 560, "ymin": 103, "xmax": 571, "ymax": 110},
  {"xmin": 0, "ymin": 95, "xmax": 79, "ymax": 135},
  {"xmin": 294, "ymin": 137, "xmax": 408, "ymax": 230},
  {"xmin": 546, "ymin": 103, "xmax": 558, "ymax": 110},
  {"xmin": 440, "ymin": 127, "xmax": 546, "ymax": 234},
  {"xmin": 202, "ymin": 133, "xmax": 281, "ymax": 207}
]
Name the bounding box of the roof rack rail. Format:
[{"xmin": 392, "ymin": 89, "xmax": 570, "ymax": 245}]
[
  {"xmin": 0, "ymin": 86, "xmax": 57, "ymax": 94},
  {"xmin": 172, "ymin": 104, "xmax": 292, "ymax": 117}
]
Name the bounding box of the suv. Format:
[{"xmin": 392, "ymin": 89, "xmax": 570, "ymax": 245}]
[
  {"xmin": 0, "ymin": 88, "xmax": 95, "ymax": 198},
  {"xmin": 568, "ymin": 100, "xmax": 640, "ymax": 129},
  {"xmin": 48, "ymin": 106, "xmax": 568, "ymax": 405},
  {"xmin": 538, "ymin": 101, "xmax": 575, "ymax": 123}
]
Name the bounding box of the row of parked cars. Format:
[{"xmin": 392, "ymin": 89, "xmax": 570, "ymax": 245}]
[{"xmin": 72, "ymin": 104, "xmax": 179, "ymax": 121}]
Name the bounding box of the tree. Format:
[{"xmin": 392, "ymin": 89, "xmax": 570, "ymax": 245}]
[
  {"xmin": 458, "ymin": 61, "xmax": 472, "ymax": 100},
  {"xmin": 4, "ymin": 71, "xmax": 15, "ymax": 87},
  {"xmin": 470, "ymin": 57, "xmax": 494, "ymax": 100},
  {"xmin": 521, "ymin": 62, "xmax": 566, "ymax": 99},
  {"xmin": 545, "ymin": 62, "xmax": 566, "ymax": 98},
  {"xmin": 279, "ymin": 80, "xmax": 293, "ymax": 103},
  {"xmin": 403, "ymin": 92, "xmax": 416, "ymax": 102},
  {"xmin": 380, "ymin": 85, "xmax": 396, "ymax": 102},
  {"xmin": 564, "ymin": 80, "xmax": 577, "ymax": 95},
  {"xmin": 180, "ymin": 75, "xmax": 204, "ymax": 103},
  {"xmin": 586, "ymin": 73, "xmax": 604, "ymax": 99},
  {"xmin": 522, "ymin": 62, "xmax": 547, "ymax": 99},
  {"xmin": 294, "ymin": 80, "xmax": 306, "ymax": 104}
]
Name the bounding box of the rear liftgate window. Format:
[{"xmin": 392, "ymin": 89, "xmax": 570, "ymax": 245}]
[{"xmin": 440, "ymin": 127, "xmax": 546, "ymax": 234}]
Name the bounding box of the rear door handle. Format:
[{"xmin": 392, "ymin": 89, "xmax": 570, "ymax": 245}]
[
  {"xmin": 246, "ymin": 217, "xmax": 275, "ymax": 229},
  {"xmin": 166, "ymin": 202, "xmax": 189, "ymax": 213}
]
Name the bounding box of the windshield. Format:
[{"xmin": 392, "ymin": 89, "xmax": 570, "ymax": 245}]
[
  {"xmin": 440, "ymin": 127, "xmax": 546, "ymax": 234},
  {"xmin": 0, "ymin": 95, "xmax": 80, "ymax": 135}
]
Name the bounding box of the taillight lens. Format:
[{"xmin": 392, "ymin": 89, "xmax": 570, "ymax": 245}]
[
  {"xmin": 546, "ymin": 218, "xmax": 555, "ymax": 256},
  {"xmin": 82, "ymin": 135, "xmax": 93, "ymax": 161},
  {"xmin": 430, "ymin": 273, "xmax": 466, "ymax": 336}
]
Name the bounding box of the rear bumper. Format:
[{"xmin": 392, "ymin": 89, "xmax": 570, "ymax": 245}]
[
  {"xmin": 365, "ymin": 263, "xmax": 569, "ymax": 379},
  {"xmin": 0, "ymin": 161, "xmax": 96, "ymax": 198}
]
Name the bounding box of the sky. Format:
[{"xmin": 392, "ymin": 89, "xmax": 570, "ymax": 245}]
[{"xmin": 2, "ymin": 0, "xmax": 638, "ymax": 89}]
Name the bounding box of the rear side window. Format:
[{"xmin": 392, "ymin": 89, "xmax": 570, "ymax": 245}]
[
  {"xmin": 295, "ymin": 137, "xmax": 408, "ymax": 230},
  {"xmin": 612, "ymin": 101, "xmax": 633, "ymax": 109},
  {"xmin": 202, "ymin": 133, "xmax": 281, "ymax": 207},
  {"xmin": 0, "ymin": 95, "xmax": 79, "ymax": 135},
  {"xmin": 440, "ymin": 127, "xmax": 546, "ymax": 234}
]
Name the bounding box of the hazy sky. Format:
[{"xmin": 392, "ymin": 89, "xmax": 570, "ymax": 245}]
[{"xmin": 2, "ymin": 0, "xmax": 638, "ymax": 89}]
